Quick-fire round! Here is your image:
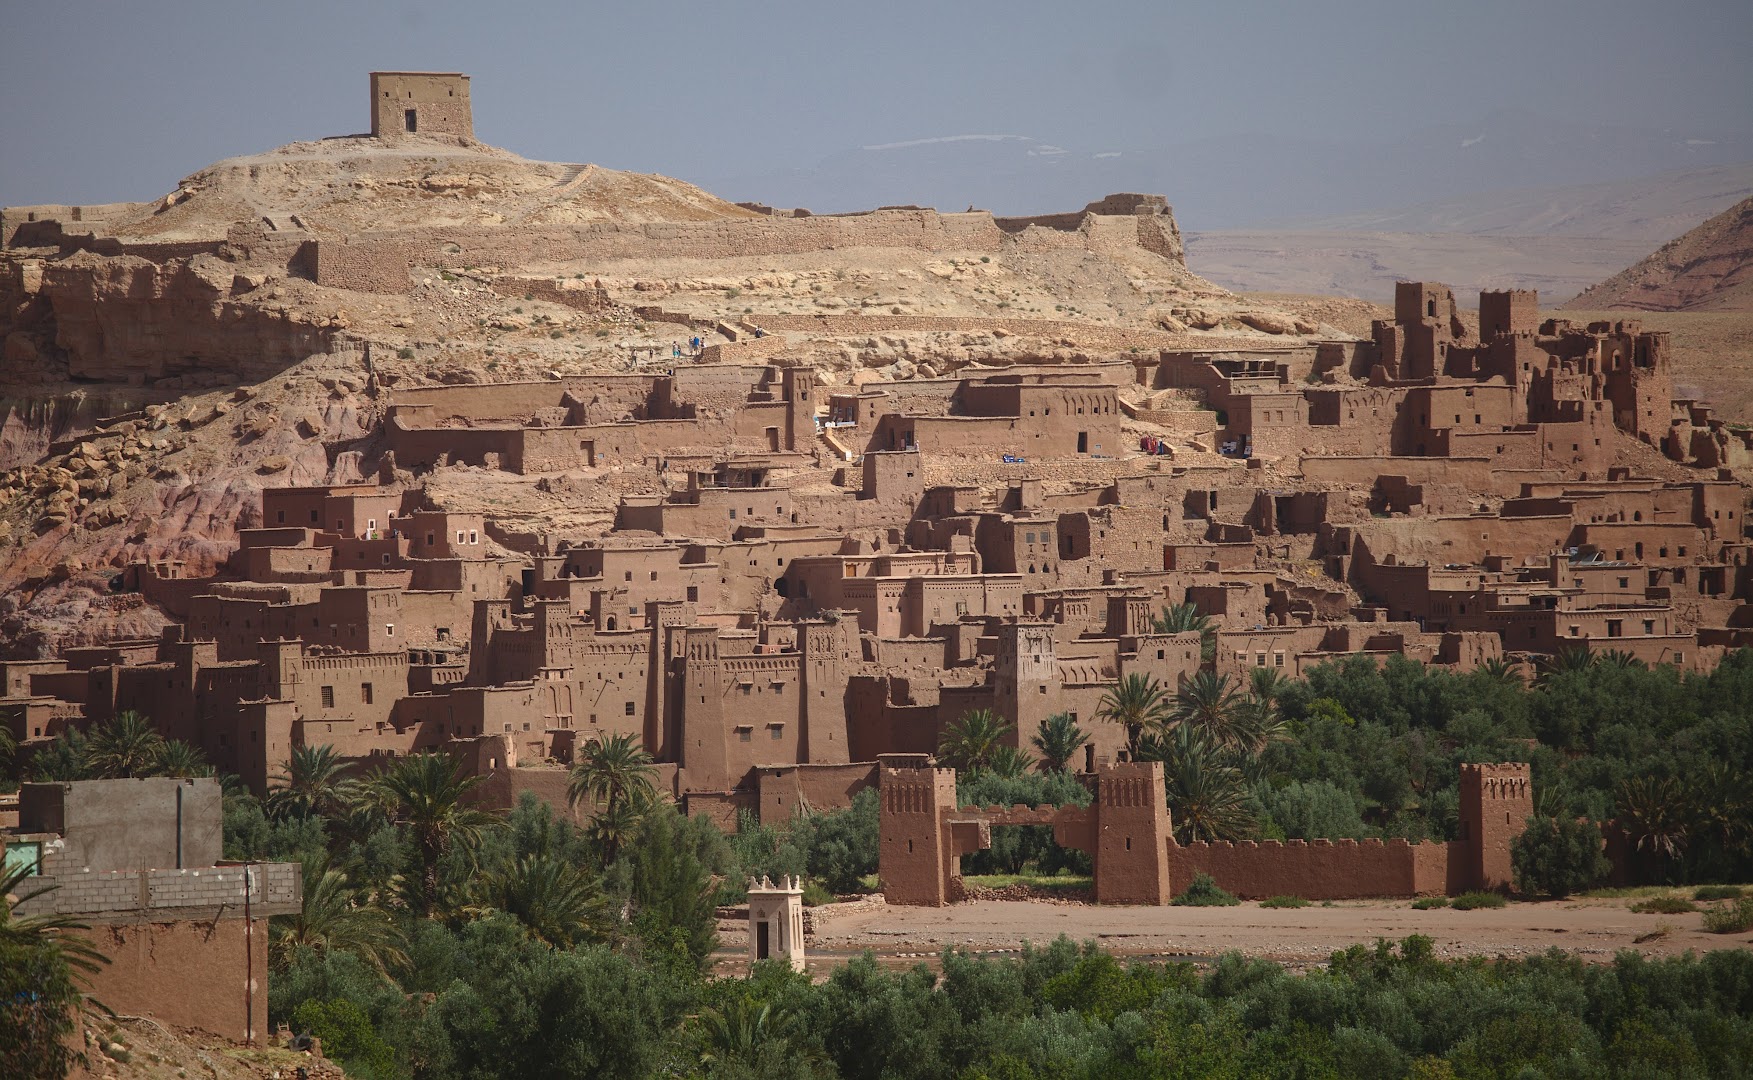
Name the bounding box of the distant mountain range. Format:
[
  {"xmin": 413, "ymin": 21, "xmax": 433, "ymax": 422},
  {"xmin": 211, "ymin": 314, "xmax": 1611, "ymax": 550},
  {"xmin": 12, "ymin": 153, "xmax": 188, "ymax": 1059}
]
[
  {"xmin": 1281, "ymin": 163, "xmax": 1753, "ymax": 247},
  {"xmin": 713, "ymin": 110, "xmax": 1753, "ymax": 230}
]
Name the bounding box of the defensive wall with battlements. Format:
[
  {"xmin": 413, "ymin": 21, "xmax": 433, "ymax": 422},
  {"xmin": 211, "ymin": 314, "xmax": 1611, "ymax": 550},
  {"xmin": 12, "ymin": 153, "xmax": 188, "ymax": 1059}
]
[{"xmin": 878, "ymin": 759, "xmax": 1534, "ymax": 905}]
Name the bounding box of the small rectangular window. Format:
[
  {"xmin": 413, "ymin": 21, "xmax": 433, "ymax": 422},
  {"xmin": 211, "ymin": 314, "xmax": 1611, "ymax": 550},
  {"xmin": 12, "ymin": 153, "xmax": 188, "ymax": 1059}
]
[
  {"xmin": 320, "ymin": 686, "xmax": 335, "ymax": 708},
  {"xmin": 362, "ymin": 683, "xmax": 373, "ymax": 704},
  {"xmin": 624, "ymin": 701, "xmax": 635, "ymax": 716}
]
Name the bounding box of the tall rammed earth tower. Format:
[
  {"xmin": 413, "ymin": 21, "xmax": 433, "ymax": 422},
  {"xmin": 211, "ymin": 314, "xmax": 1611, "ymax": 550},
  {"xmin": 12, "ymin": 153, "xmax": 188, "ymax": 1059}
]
[
  {"xmin": 1458, "ymin": 762, "xmax": 1534, "ymax": 890},
  {"xmin": 370, "ymin": 71, "xmax": 473, "ymax": 140}
]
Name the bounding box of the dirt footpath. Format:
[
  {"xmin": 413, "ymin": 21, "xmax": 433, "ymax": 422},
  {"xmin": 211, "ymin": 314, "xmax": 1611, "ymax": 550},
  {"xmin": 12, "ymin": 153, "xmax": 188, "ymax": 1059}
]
[{"xmin": 801, "ymin": 897, "xmax": 1751, "ymax": 966}]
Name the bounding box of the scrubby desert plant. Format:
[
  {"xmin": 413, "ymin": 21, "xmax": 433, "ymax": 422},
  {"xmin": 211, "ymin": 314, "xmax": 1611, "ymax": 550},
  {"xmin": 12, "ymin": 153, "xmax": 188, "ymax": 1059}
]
[
  {"xmin": 1450, "ymin": 891, "xmax": 1507, "ymax": 910},
  {"xmin": 1702, "ymin": 896, "xmax": 1753, "ymax": 934},
  {"xmin": 1411, "ymin": 896, "xmax": 1450, "ymax": 910},
  {"xmin": 1259, "ymin": 895, "xmax": 1308, "ymax": 909},
  {"xmin": 1693, "ymin": 885, "xmax": 1745, "ymax": 902},
  {"xmin": 1629, "ymin": 896, "xmax": 1697, "ymax": 914},
  {"xmin": 1171, "ymin": 872, "xmax": 1240, "ymax": 907}
]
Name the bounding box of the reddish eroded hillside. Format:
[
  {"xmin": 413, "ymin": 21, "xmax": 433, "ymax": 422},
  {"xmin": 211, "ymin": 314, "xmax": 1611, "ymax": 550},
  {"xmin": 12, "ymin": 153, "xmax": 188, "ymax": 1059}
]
[{"xmin": 1566, "ymin": 196, "xmax": 1753, "ymax": 312}]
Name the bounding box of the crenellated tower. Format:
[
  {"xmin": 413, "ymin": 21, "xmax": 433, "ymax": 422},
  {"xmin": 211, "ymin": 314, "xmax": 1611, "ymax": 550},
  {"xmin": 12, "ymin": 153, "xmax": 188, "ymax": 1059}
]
[{"xmin": 1458, "ymin": 762, "xmax": 1534, "ymax": 891}]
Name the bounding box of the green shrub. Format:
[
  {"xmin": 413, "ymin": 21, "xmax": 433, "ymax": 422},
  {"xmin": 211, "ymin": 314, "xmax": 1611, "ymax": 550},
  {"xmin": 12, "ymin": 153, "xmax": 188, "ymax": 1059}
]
[
  {"xmin": 1702, "ymin": 897, "xmax": 1753, "ymax": 934},
  {"xmin": 291, "ymin": 998, "xmax": 399, "ymax": 1080},
  {"xmin": 1693, "ymin": 885, "xmax": 1744, "ymax": 901},
  {"xmin": 1411, "ymin": 896, "xmax": 1450, "ymax": 909},
  {"xmin": 1171, "ymin": 872, "xmax": 1240, "ymax": 907},
  {"xmin": 1629, "ymin": 896, "xmax": 1696, "ymax": 914},
  {"xmin": 1450, "ymin": 891, "xmax": 1507, "ymax": 910},
  {"xmin": 395, "ymin": 347, "xmax": 414, "ymax": 360},
  {"xmin": 801, "ymin": 880, "xmax": 836, "ymax": 906},
  {"xmin": 1259, "ymin": 895, "xmax": 1308, "ymax": 909},
  {"xmin": 1511, "ymin": 816, "xmax": 1610, "ymax": 898}
]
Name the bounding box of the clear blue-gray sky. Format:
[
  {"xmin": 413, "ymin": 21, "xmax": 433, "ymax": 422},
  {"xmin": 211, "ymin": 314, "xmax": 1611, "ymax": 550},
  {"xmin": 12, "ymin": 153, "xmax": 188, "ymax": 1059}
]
[{"xmin": 3, "ymin": 0, "xmax": 1750, "ymax": 221}]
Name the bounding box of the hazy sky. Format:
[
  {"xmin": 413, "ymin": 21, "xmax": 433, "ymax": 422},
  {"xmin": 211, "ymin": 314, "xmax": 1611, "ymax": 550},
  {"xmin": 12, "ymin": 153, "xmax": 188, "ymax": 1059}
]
[{"xmin": 3, "ymin": 0, "xmax": 1749, "ymax": 211}]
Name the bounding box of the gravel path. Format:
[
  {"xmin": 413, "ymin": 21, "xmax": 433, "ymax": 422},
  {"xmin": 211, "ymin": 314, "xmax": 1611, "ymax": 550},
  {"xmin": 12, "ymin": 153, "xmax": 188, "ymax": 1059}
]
[{"xmin": 792, "ymin": 896, "xmax": 1749, "ymax": 966}]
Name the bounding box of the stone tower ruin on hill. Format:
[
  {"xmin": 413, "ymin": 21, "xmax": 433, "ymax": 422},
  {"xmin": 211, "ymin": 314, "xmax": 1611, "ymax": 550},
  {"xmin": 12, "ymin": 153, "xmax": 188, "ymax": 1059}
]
[{"xmin": 370, "ymin": 71, "xmax": 472, "ymax": 140}]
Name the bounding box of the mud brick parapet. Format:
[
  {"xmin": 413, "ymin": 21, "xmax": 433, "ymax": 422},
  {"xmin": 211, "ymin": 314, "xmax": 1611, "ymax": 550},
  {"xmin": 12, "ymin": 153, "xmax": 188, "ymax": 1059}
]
[{"xmin": 1167, "ymin": 837, "xmax": 1463, "ymax": 900}]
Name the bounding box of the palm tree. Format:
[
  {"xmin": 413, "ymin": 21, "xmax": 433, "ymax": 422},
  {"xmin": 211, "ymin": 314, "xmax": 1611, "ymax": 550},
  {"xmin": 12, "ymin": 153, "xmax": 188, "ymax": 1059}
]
[
  {"xmin": 1152, "ymin": 602, "xmax": 1216, "ymax": 664},
  {"xmin": 696, "ymin": 993, "xmax": 824, "ymax": 1074},
  {"xmin": 1597, "ymin": 649, "xmax": 1646, "ymax": 670},
  {"xmin": 1683, "ymin": 763, "xmax": 1753, "ymax": 865},
  {"xmin": 586, "ymin": 798, "xmax": 645, "ymax": 868},
  {"xmin": 0, "ymin": 863, "xmax": 109, "ymax": 984},
  {"xmin": 1475, "ymin": 656, "xmax": 1522, "ymax": 686},
  {"xmin": 1137, "ymin": 725, "xmax": 1255, "ymax": 843},
  {"xmin": 476, "ymin": 854, "xmax": 613, "ymax": 949},
  {"xmin": 986, "ymin": 744, "xmax": 1038, "ymax": 780},
  {"xmin": 568, "ymin": 734, "xmax": 658, "ymax": 864},
  {"xmin": 270, "ymin": 854, "xmax": 407, "ymax": 975},
  {"xmin": 268, "ymin": 745, "xmax": 362, "ymax": 822},
  {"xmin": 1031, "ymin": 712, "xmax": 1090, "ymax": 773},
  {"xmin": 1097, "ymin": 673, "xmax": 1171, "ymax": 754},
  {"xmin": 27, "ymin": 727, "xmax": 93, "ymax": 782},
  {"xmin": 150, "ymin": 739, "xmax": 211, "ymax": 778},
  {"xmin": 0, "ymin": 715, "xmax": 17, "ymax": 774},
  {"xmin": 84, "ymin": 711, "xmax": 166, "ymax": 779},
  {"xmin": 1615, "ymin": 775, "xmax": 1689, "ymax": 873},
  {"xmin": 1246, "ymin": 667, "xmax": 1289, "ymax": 714},
  {"xmin": 1230, "ymin": 667, "xmax": 1292, "ymax": 756},
  {"xmin": 935, "ymin": 709, "xmax": 1014, "ymax": 774},
  {"xmin": 1534, "ymin": 647, "xmax": 1597, "ymax": 685},
  {"xmin": 1171, "ymin": 671, "xmax": 1245, "ymax": 747},
  {"xmin": 369, "ymin": 752, "xmax": 491, "ymax": 914},
  {"xmin": 568, "ymin": 733, "xmax": 657, "ymax": 816},
  {"xmin": 1, "ymin": 862, "xmax": 111, "ymax": 1079}
]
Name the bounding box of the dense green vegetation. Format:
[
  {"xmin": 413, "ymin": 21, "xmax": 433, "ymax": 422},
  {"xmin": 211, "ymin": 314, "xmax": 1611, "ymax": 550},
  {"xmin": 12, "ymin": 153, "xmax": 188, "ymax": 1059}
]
[
  {"xmin": 1, "ymin": 863, "xmax": 110, "ymax": 1080},
  {"xmin": 262, "ymin": 928, "xmax": 1753, "ymax": 1079}
]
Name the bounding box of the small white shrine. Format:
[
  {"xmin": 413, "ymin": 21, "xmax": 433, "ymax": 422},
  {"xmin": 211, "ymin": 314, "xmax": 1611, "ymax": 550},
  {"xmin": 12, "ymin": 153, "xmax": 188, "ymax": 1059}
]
[{"xmin": 747, "ymin": 874, "xmax": 806, "ymax": 972}]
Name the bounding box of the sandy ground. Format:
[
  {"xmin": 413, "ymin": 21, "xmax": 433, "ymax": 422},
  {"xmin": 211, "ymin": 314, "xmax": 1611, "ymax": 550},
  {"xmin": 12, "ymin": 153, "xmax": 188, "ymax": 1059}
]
[{"xmin": 711, "ymin": 897, "xmax": 1753, "ymax": 975}]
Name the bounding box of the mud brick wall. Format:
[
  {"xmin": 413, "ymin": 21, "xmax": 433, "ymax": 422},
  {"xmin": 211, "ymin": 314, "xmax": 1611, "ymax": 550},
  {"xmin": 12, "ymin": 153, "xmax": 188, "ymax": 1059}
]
[
  {"xmin": 756, "ymin": 761, "xmax": 879, "ymax": 823},
  {"xmin": 1167, "ymin": 837, "xmax": 1458, "ymax": 900},
  {"xmin": 74, "ymin": 916, "xmax": 270, "ymax": 1043},
  {"xmin": 308, "ymin": 204, "xmax": 1189, "ymax": 295}
]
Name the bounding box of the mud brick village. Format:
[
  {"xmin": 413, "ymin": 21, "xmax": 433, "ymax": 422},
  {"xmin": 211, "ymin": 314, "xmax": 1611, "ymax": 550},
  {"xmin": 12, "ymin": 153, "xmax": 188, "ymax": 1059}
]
[{"xmin": 4, "ymin": 72, "xmax": 1752, "ymax": 1061}]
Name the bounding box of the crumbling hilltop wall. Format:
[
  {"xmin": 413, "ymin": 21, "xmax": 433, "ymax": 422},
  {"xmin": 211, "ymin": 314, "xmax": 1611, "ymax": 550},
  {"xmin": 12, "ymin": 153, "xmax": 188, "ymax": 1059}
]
[{"xmin": 305, "ymin": 194, "xmax": 1186, "ymax": 295}]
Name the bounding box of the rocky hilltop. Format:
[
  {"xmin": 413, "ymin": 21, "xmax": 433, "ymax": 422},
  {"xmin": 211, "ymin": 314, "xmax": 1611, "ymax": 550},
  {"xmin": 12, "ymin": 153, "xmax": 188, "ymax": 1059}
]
[
  {"xmin": 1566, "ymin": 195, "xmax": 1753, "ymax": 312},
  {"xmin": 0, "ymin": 130, "xmax": 1344, "ymax": 655}
]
